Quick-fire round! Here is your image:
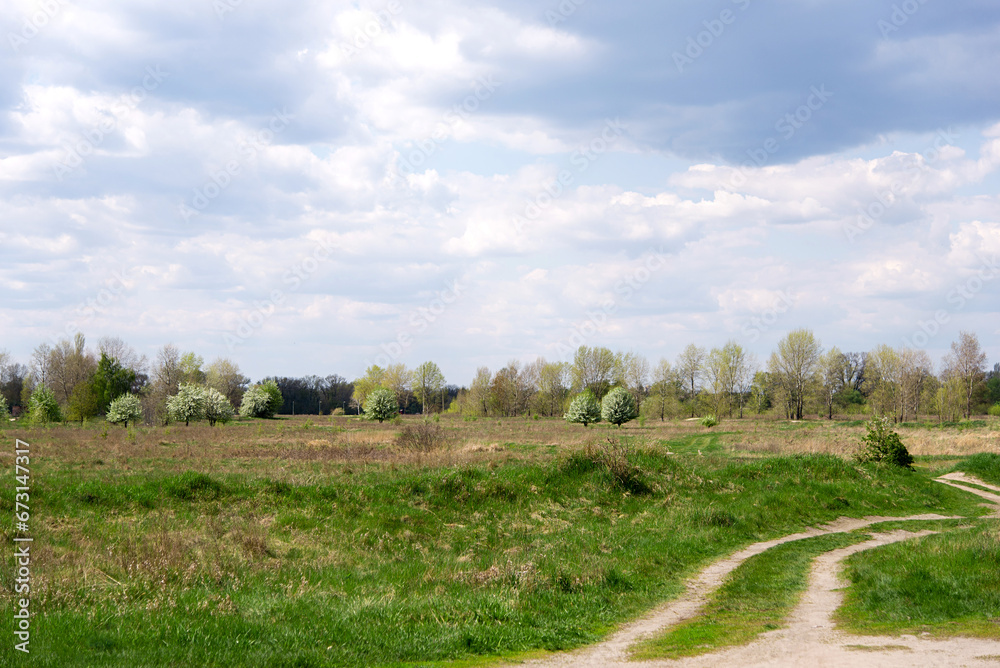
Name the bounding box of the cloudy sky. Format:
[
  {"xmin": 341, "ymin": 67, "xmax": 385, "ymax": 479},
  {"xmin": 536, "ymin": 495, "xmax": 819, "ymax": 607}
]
[{"xmin": 2, "ymin": 0, "xmax": 999, "ymax": 384}]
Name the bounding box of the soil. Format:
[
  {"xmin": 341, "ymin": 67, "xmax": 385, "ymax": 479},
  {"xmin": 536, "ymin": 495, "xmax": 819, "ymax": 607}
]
[{"xmin": 507, "ymin": 473, "xmax": 1000, "ymax": 667}]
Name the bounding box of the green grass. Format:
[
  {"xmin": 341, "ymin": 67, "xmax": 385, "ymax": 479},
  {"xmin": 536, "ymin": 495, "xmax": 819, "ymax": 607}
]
[
  {"xmin": 955, "ymin": 453, "xmax": 1000, "ymax": 486},
  {"xmin": 0, "ymin": 448, "xmax": 990, "ymax": 667},
  {"xmin": 630, "ymin": 532, "xmax": 866, "ymax": 660},
  {"xmin": 836, "ymin": 521, "xmax": 1000, "ymax": 638}
]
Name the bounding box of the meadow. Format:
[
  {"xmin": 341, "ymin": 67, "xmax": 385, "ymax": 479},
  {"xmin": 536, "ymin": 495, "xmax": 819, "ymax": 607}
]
[{"xmin": 1, "ymin": 414, "xmax": 998, "ymax": 667}]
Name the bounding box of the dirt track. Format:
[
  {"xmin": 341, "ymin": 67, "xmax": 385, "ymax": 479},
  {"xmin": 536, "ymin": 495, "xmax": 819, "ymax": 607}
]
[{"xmin": 507, "ymin": 473, "xmax": 1000, "ymax": 668}]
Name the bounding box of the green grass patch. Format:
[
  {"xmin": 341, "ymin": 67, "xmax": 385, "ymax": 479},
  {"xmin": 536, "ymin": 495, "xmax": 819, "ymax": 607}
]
[
  {"xmin": 837, "ymin": 521, "xmax": 1000, "ymax": 638},
  {"xmin": 955, "ymin": 453, "xmax": 1000, "ymax": 487},
  {"xmin": 630, "ymin": 532, "xmax": 865, "ymax": 660}
]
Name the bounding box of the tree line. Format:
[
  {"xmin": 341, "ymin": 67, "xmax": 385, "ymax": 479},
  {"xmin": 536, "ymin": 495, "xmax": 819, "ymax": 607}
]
[{"xmin": 1, "ymin": 329, "xmax": 998, "ymax": 426}]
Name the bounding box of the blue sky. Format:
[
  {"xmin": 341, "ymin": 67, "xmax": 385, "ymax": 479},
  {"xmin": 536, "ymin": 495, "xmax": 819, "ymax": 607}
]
[{"xmin": 1, "ymin": 0, "xmax": 999, "ymax": 384}]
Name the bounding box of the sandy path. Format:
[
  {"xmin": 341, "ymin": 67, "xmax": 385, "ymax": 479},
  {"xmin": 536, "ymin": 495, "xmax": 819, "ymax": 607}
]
[{"xmin": 506, "ymin": 473, "xmax": 1000, "ymax": 668}]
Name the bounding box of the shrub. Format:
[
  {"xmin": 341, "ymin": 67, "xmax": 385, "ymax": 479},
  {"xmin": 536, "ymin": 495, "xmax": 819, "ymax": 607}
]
[
  {"xmin": 364, "ymin": 387, "xmax": 398, "ymax": 423},
  {"xmin": 332, "ymin": 407, "xmax": 345, "ymax": 416},
  {"xmin": 586, "ymin": 437, "xmax": 653, "ymax": 495},
  {"xmin": 167, "ymin": 383, "xmax": 205, "ymax": 426},
  {"xmin": 106, "ymin": 393, "xmax": 143, "ymax": 427},
  {"xmin": 989, "ymin": 403, "xmax": 1000, "ymax": 418},
  {"xmin": 395, "ymin": 421, "xmax": 447, "ymax": 453},
  {"xmin": 700, "ymin": 414, "xmax": 719, "ymax": 428},
  {"xmin": 855, "ymin": 415, "xmax": 914, "ymax": 468},
  {"xmin": 602, "ymin": 387, "xmax": 638, "ymax": 427},
  {"xmin": 203, "ymin": 387, "xmax": 234, "ymax": 426},
  {"xmin": 0, "ymin": 395, "xmax": 8, "ymax": 421},
  {"xmin": 28, "ymin": 384, "xmax": 61, "ymax": 424},
  {"xmin": 565, "ymin": 390, "xmax": 601, "ymax": 427},
  {"xmin": 261, "ymin": 380, "xmax": 283, "ymax": 416},
  {"xmin": 239, "ymin": 385, "xmax": 272, "ymax": 418}
]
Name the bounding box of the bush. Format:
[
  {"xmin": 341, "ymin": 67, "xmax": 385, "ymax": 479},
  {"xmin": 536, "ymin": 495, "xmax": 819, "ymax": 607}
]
[
  {"xmin": 106, "ymin": 393, "xmax": 143, "ymax": 427},
  {"xmin": 239, "ymin": 385, "xmax": 271, "ymax": 418},
  {"xmin": 586, "ymin": 437, "xmax": 653, "ymax": 495},
  {"xmin": 28, "ymin": 384, "xmax": 61, "ymax": 424},
  {"xmin": 565, "ymin": 390, "xmax": 601, "ymax": 427},
  {"xmin": 700, "ymin": 414, "xmax": 719, "ymax": 428},
  {"xmin": 855, "ymin": 415, "xmax": 914, "ymax": 468},
  {"xmin": 203, "ymin": 387, "xmax": 234, "ymax": 426},
  {"xmin": 0, "ymin": 395, "xmax": 8, "ymax": 421},
  {"xmin": 395, "ymin": 421, "xmax": 447, "ymax": 453},
  {"xmin": 332, "ymin": 407, "xmax": 345, "ymax": 416},
  {"xmin": 261, "ymin": 380, "xmax": 283, "ymax": 416},
  {"xmin": 364, "ymin": 387, "xmax": 398, "ymax": 423},
  {"xmin": 989, "ymin": 403, "xmax": 1000, "ymax": 418},
  {"xmin": 602, "ymin": 387, "xmax": 638, "ymax": 427}
]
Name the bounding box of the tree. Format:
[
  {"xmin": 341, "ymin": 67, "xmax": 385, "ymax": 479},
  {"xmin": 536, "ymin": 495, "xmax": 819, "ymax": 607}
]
[
  {"xmin": 899, "ymin": 348, "xmax": 932, "ymax": 421},
  {"xmin": 564, "ymin": 390, "xmax": 601, "ymax": 427},
  {"xmin": 0, "ymin": 394, "xmax": 9, "ymax": 421},
  {"xmin": 167, "ymin": 383, "xmax": 205, "ymax": 426},
  {"xmin": 260, "ymin": 380, "xmax": 283, "ymax": 416},
  {"xmin": 466, "ymin": 366, "xmax": 492, "ymax": 417},
  {"xmin": 768, "ymin": 329, "xmax": 822, "ymax": 420},
  {"xmin": 352, "ymin": 365, "xmax": 385, "ymax": 410},
  {"xmin": 535, "ymin": 360, "xmax": 570, "ymax": 417},
  {"xmin": 179, "ymin": 352, "xmax": 206, "ymax": 385},
  {"xmin": 92, "ymin": 353, "xmax": 136, "ymax": 414},
  {"xmin": 601, "ymin": 386, "xmax": 637, "ymax": 427},
  {"xmin": 645, "ymin": 358, "xmax": 679, "ymax": 421},
  {"xmin": 206, "ymin": 358, "xmax": 249, "ymax": 406},
  {"xmin": 943, "ymin": 331, "xmax": 988, "ymax": 419},
  {"xmin": 382, "ymin": 363, "xmax": 412, "ymax": 412},
  {"xmin": 155, "ymin": 344, "xmax": 183, "ymax": 392},
  {"xmin": 28, "ymin": 384, "xmax": 61, "ymax": 424},
  {"xmin": 203, "ymin": 388, "xmax": 234, "ymax": 426},
  {"xmin": 571, "ymin": 346, "xmax": 616, "ymax": 400},
  {"xmin": 239, "ymin": 386, "xmax": 272, "ymax": 418},
  {"xmin": 98, "ymin": 336, "xmax": 148, "ymax": 389},
  {"xmin": 820, "ymin": 347, "xmax": 845, "ymax": 420},
  {"xmin": 865, "ymin": 345, "xmax": 901, "ymax": 420},
  {"xmin": 48, "ymin": 333, "xmax": 97, "ymax": 405},
  {"xmin": 676, "ymin": 344, "xmax": 706, "ymax": 416},
  {"xmin": 412, "ymin": 361, "xmax": 446, "ymax": 413},
  {"xmin": 66, "ymin": 381, "xmax": 101, "ymax": 422},
  {"xmin": 615, "ymin": 351, "xmax": 650, "ymax": 411},
  {"xmin": 364, "ymin": 387, "xmax": 397, "ymax": 423},
  {"xmin": 106, "ymin": 393, "xmax": 143, "ymax": 427}
]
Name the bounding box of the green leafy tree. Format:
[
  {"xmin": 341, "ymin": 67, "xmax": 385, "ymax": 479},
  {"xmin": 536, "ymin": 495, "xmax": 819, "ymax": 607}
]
[
  {"xmin": 0, "ymin": 394, "xmax": 9, "ymax": 421},
  {"xmin": 92, "ymin": 353, "xmax": 136, "ymax": 413},
  {"xmin": 261, "ymin": 379, "xmax": 283, "ymax": 416},
  {"xmin": 601, "ymin": 386, "xmax": 637, "ymax": 427},
  {"xmin": 167, "ymin": 383, "xmax": 205, "ymax": 426},
  {"xmin": 364, "ymin": 387, "xmax": 398, "ymax": 423},
  {"xmin": 66, "ymin": 381, "xmax": 101, "ymax": 422},
  {"xmin": 564, "ymin": 390, "xmax": 601, "ymax": 427},
  {"xmin": 106, "ymin": 393, "xmax": 143, "ymax": 427},
  {"xmin": 28, "ymin": 384, "xmax": 62, "ymax": 424},
  {"xmin": 855, "ymin": 415, "xmax": 913, "ymax": 468},
  {"xmin": 203, "ymin": 388, "xmax": 234, "ymax": 426}
]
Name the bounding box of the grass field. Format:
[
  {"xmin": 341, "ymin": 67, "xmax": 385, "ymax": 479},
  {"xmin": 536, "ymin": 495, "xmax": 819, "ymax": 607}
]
[{"xmin": 1, "ymin": 414, "xmax": 998, "ymax": 666}]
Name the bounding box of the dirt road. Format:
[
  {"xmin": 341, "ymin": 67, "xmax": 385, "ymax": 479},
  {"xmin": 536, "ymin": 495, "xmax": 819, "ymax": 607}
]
[{"xmin": 507, "ymin": 473, "xmax": 1000, "ymax": 668}]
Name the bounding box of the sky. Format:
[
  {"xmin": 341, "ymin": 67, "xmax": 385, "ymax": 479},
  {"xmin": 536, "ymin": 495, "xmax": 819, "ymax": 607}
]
[{"xmin": 1, "ymin": 0, "xmax": 999, "ymax": 385}]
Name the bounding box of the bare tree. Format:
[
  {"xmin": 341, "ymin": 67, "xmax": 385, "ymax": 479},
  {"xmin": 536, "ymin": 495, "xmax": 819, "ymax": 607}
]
[
  {"xmin": 48, "ymin": 333, "xmax": 97, "ymax": 405},
  {"xmin": 942, "ymin": 331, "xmax": 988, "ymax": 418},
  {"xmin": 676, "ymin": 343, "xmax": 706, "ymax": 416},
  {"xmin": 767, "ymin": 329, "xmax": 822, "ymax": 420}
]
